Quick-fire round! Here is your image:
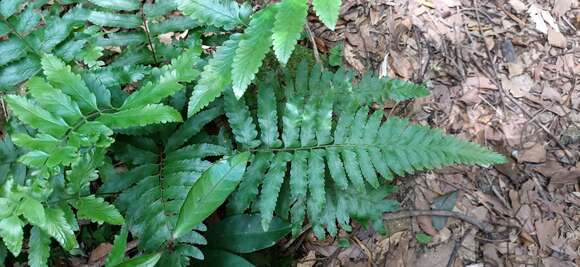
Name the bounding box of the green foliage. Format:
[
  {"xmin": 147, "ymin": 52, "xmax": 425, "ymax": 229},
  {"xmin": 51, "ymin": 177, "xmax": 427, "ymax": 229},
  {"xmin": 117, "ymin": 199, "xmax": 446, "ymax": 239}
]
[
  {"xmin": 0, "ymin": 1, "xmax": 505, "ymax": 266},
  {"xmin": 225, "ymin": 64, "xmax": 504, "ymax": 238},
  {"xmin": 205, "ymin": 214, "xmax": 291, "ymax": 253},
  {"xmin": 181, "ymin": 0, "xmax": 346, "ymax": 116}
]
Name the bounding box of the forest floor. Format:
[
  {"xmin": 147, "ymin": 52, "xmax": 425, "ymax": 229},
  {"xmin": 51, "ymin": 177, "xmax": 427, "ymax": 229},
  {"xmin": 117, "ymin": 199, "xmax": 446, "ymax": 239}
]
[{"xmin": 296, "ymin": 0, "xmax": 580, "ymax": 266}]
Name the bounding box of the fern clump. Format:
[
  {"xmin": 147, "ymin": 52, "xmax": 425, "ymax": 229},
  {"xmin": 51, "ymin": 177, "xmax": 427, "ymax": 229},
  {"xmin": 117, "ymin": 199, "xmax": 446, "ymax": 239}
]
[{"xmin": 225, "ymin": 64, "xmax": 504, "ymax": 237}]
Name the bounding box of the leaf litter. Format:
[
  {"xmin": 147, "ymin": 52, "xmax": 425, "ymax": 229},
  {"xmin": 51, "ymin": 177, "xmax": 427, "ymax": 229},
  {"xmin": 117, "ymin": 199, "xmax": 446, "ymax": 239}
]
[{"xmin": 300, "ymin": 0, "xmax": 580, "ymax": 265}]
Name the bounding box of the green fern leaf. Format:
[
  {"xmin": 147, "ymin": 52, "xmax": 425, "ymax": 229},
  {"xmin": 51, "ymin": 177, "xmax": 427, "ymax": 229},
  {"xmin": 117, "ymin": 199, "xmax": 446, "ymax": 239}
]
[
  {"xmin": 227, "ymin": 152, "xmax": 273, "ymax": 214},
  {"xmin": 75, "ymin": 196, "xmax": 124, "ymax": 225},
  {"xmin": 116, "ymin": 252, "xmax": 162, "ymax": 267},
  {"xmin": 312, "ymin": 0, "xmax": 341, "ymax": 30},
  {"xmin": 258, "ymin": 153, "xmax": 289, "ymax": 230},
  {"xmin": 28, "ymin": 226, "xmax": 51, "ymax": 267},
  {"xmin": 105, "ymin": 224, "xmax": 128, "ymax": 267},
  {"xmin": 0, "ymin": 0, "xmax": 23, "ymax": 18},
  {"xmin": 306, "ymin": 150, "xmax": 325, "ymax": 225},
  {"xmin": 87, "ymin": 10, "xmax": 143, "ymax": 29},
  {"xmin": 0, "ymin": 57, "xmax": 41, "ymax": 89},
  {"xmin": 0, "ymin": 38, "xmax": 27, "ymax": 66},
  {"xmin": 289, "ymin": 151, "xmax": 307, "ymax": 235},
  {"xmin": 257, "ymin": 75, "xmax": 282, "ymax": 148},
  {"xmin": 178, "ymin": 0, "xmax": 251, "ymax": 30},
  {"xmin": 88, "ymin": 0, "xmax": 140, "ymax": 11},
  {"xmin": 166, "ymin": 103, "xmax": 223, "ymax": 152},
  {"xmin": 97, "ymin": 104, "xmax": 182, "ymax": 129},
  {"xmin": 224, "ymin": 89, "xmax": 260, "ymax": 148},
  {"xmin": 231, "ymin": 7, "xmax": 276, "ymax": 98},
  {"xmin": 5, "ymin": 95, "xmax": 69, "ymax": 137},
  {"xmin": 41, "ymin": 54, "xmax": 98, "ymax": 113},
  {"xmin": 173, "ymin": 152, "xmax": 250, "ymax": 239},
  {"xmin": 272, "ymin": 0, "xmax": 308, "ymax": 65},
  {"xmin": 0, "ymin": 216, "xmax": 23, "ymax": 256},
  {"xmin": 27, "ymin": 77, "xmax": 83, "ymax": 124},
  {"xmin": 40, "ymin": 208, "xmax": 78, "ymax": 251},
  {"xmin": 187, "ymin": 34, "xmax": 241, "ymax": 117},
  {"xmin": 20, "ymin": 197, "xmax": 46, "ymax": 226},
  {"xmin": 121, "ymin": 72, "xmax": 184, "ymax": 110}
]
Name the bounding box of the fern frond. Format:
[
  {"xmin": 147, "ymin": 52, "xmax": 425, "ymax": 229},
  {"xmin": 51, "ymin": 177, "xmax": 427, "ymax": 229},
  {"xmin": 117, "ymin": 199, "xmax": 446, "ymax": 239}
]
[
  {"xmin": 231, "ymin": 7, "xmax": 276, "ymax": 98},
  {"xmin": 178, "ymin": 0, "xmax": 251, "ymax": 30},
  {"xmin": 272, "ymin": 0, "xmax": 308, "ymax": 65},
  {"xmin": 187, "ymin": 34, "xmax": 241, "ymax": 117},
  {"xmin": 88, "ymin": 0, "xmax": 141, "ymax": 11},
  {"xmin": 226, "ymin": 66, "xmax": 505, "ymax": 236},
  {"xmin": 312, "ymin": 0, "xmax": 341, "ymax": 30},
  {"xmin": 97, "ymin": 104, "xmax": 182, "ymax": 129},
  {"xmin": 104, "ymin": 109, "xmax": 232, "ymax": 266},
  {"xmin": 41, "ymin": 54, "xmax": 98, "ymax": 113}
]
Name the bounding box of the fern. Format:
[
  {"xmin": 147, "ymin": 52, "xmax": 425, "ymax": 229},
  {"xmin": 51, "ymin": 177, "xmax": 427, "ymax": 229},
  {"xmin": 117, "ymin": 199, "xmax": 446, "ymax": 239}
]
[
  {"xmin": 0, "ymin": 2, "xmax": 83, "ymax": 89},
  {"xmin": 0, "ymin": 51, "xmax": 195, "ymax": 265},
  {"xmin": 178, "ymin": 0, "xmax": 251, "ymax": 30},
  {"xmin": 100, "ymin": 104, "xmax": 239, "ymax": 266},
  {"xmin": 226, "ymin": 65, "xmax": 505, "ymax": 237}
]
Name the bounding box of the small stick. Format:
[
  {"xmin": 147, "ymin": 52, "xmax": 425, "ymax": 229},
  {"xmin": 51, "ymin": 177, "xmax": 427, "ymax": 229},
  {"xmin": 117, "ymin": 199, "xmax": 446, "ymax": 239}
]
[
  {"xmin": 383, "ymin": 209, "xmax": 494, "ymax": 233},
  {"xmin": 305, "ymin": 23, "xmax": 322, "ymax": 67}
]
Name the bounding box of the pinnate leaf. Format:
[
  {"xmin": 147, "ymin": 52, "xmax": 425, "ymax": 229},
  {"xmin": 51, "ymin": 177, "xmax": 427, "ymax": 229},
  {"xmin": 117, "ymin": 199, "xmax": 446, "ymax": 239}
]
[
  {"xmin": 41, "ymin": 54, "xmax": 98, "ymax": 113},
  {"xmin": 178, "ymin": 0, "xmax": 251, "ymax": 30},
  {"xmin": 231, "ymin": 7, "xmax": 276, "ymax": 98},
  {"xmin": 28, "ymin": 226, "xmax": 51, "ymax": 267},
  {"xmin": 272, "ymin": 0, "xmax": 308, "ymax": 65},
  {"xmin": 116, "ymin": 252, "xmax": 162, "ymax": 267},
  {"xmin": 97, "ymin": 104, "xmax": 182, "ymax": 129},
  {"xmin": 312, "ymin": 0, "xmax": 341, "ymax": 30},
  {"xmin": 0, "ymin": 216, "xmax": 23, "ymax": 256},
  {"xmin": 105, "ymin": 224, "xmax": 128, "ymax": 267},
  {"xmin": 76, "ymin": 196, "xmax": 124, "ymax": 225},
  {"xmin": 5, "ymin": 95, "xmax": 69, "ymax": 137}
]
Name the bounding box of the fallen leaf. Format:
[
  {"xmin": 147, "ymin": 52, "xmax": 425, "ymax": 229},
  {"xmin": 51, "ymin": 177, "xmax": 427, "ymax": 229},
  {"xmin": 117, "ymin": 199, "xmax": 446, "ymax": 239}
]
[
  {"xmin": 502, "ymin": 74, "xmax": 534, "ymax": 98},
  {"xmin": 344, "ymin": 44, "xmax": 365, "ymax": 73},
  {"xmin": 541, "ymin": 86, "xmax": 563, "ymax": 103},
  {"xmin": 89, "ymin": 243, "xmax": 113, "ymax": 263},
  {"xmin": 415, "ymin": 189, "xmax": 438, "ymax": 236},
  {"xmin": 509, "ymin": 0, "xmax": 527, "ymax": 13},
  {"xmin": 507, "ymin": 63, "xmax": 524, "ymax": 78},
  {"xmin": 552, "ymin": 0, "xmax": 573, "ymax": 16},
  {"xmin": 518, "ymin": 143, "xmax": 547, "ymax": 163},
  {"xmin": 535, "ymin": 219, "xmax": 558, "ymax": 251},
  {"xmin": 548, "ymin": 29, "xmax": 567, "ymax": 48},
  {"xmin": 464, "ymin": 75, "xmax": 497, "ymax": 90},
  {"xmin": 540, "ymin": 8, "xmax": 560, "ymax": 31},
  {"xmin": 389, "ymin": 54, "xmax": 413, "ymax": 79},
  {"xmin": 550, "ymin": 169, "xmax": 580, "ymax": 184},
  {"xmin": 528, "ymin": 5, "xmax": 549, "ymax": 34},
  {"xmin": 297, "ymin": 250, "xmax": 316, "ymax": 267}
]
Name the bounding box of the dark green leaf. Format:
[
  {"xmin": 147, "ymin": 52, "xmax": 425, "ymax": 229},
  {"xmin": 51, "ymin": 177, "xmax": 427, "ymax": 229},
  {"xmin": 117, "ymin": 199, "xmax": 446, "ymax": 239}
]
[
  {"xmin": 206, "ymin": 214, "xmax": 290, "ymax": 253},
  {"xmin": 197, "ymin": 249, "xmax": 253, "ymax": 267},
  {"xmin": 173, "ymin": 152, "xmax": 250, "ymax": 239}
]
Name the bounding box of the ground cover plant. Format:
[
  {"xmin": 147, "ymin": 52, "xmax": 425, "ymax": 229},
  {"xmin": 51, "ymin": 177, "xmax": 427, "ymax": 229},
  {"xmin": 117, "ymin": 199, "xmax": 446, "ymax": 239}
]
[{"xmin": 0, "ymin": 0, "xmax": 505, "ymax": 266}]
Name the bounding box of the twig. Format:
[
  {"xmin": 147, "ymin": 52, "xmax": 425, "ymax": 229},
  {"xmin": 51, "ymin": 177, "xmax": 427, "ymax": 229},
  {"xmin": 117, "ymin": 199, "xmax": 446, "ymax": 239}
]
[
  {"xmin": 305, "ymin": 23, "xmax": 322, "ymax": 67},
  {"xmin": 141, "ymin": 6, "xmax": 158, "ymax": 65},
  {"xmin": 383, "ymin": 209, "xmax": 494, "ymax": 233},
  {"xmin": 446, "ymin": 227, "xmax": 473, "ymax": 267},
  {"xmin": 282, "ymin": 224, "xmax": 311, "ymax": 251},
  {"xmin": 350, "ymin": 235, "xmax": 374, "ymax": 267}
]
